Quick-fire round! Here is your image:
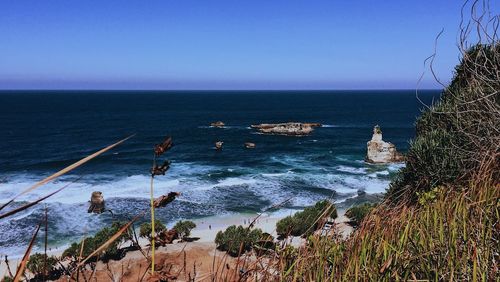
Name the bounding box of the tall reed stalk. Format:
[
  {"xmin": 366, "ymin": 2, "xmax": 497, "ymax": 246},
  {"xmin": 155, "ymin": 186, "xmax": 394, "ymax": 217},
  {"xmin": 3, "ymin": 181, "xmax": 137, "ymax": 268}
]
[
  {"xmin": 149, "ymin": 136, "xmax": 173, "ymax": 275},
  {"xmin": 149, "ymin": 154, "xmax": 157, "ymax": 274}
]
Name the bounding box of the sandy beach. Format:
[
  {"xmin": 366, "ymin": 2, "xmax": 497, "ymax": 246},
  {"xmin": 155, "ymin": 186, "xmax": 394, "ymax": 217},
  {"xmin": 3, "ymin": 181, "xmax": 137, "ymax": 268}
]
[{"xmin": 0, "ymin": 209, "xmax": 352, "ymax": 280}]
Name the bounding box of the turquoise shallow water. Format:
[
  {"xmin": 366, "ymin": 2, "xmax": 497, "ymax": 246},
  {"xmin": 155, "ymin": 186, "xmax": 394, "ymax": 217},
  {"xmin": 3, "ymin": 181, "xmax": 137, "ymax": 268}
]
[{"xmin": 0, "ymin": 90, "xmax": 439, "ymax": 255}]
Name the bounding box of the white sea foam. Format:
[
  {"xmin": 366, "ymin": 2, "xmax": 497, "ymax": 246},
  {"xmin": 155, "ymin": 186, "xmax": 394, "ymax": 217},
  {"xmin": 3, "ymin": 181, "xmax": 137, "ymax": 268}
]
[
  {"xmin": 388, "ymin": 163, "xmax": 405, "ymax": 171},
  {"xmin": 335, "ymin": 165, "xmax": 367, "ymax": 174},
  {"xmin": 368, "ymin": 170, "xmax": 390, "ymax": 178},
  {"xmin": 216, "ymin": 177, "xmax": 257, "ymax": 187},
  {"xmin": 261, "ymin": 172, "xmax": 286, "ymax": 177}
]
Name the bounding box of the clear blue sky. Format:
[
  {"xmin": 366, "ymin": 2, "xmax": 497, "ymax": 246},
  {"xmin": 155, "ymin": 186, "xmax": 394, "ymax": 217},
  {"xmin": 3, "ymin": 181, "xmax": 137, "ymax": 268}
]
[{"xmin": 0, "ymin": 0, "xmax": 491, "ymax": 90}]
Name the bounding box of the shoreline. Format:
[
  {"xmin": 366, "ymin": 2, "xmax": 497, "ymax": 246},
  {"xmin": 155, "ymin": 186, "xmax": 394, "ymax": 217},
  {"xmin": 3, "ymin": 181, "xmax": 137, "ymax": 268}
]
[{"xmin": 0, "ymin": 209, "xmax": 353, "ymax": 278}]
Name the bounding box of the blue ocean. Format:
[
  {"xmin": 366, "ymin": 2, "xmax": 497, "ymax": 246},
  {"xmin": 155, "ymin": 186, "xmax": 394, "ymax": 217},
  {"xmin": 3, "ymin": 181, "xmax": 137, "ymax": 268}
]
[{"xmin": 0, "ymin": 90, "xmax": 439, "ymax": 255}]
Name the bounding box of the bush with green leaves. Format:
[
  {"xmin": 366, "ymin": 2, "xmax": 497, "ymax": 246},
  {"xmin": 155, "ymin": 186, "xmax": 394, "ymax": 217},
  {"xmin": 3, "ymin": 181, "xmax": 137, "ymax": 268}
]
[
  {"xmin": 62, "ymin": 221, "xmax": 130, "ymax": 262},
  {"xmin": 173, "ymin": 220, "xmax": 196, "ymax": 239},
  {"xmin": 387, "ymin": 43, "xmax": 500, "ymax": 202},
  {"xmin": 27, "ymin": 253, "xmax": 59, "ymax": 274},
  {"xmin": 416, "ymin": 186, "xmax": 444, "ymax": 206},
  {"xmin": 345, "ymin": 203, "xmax": 376, "ymax": 226},
  {"xmin": 2, "ymin": 276, "xmax": 13, "ymax": 282},
  {"xmin": 26, "ymin": 253, "xmax": 63, "ymax": 281},
  {"xmin": 254, "ymin": 232, "xmax": 276, "ymax": 255},
  {"xmin": 215, "ymin": 225, "xmax": 262, "ymax": 256},
  {"xmin": 276, "ymin": 200, "xmax": 337, "ymax": 237},
  {"xmin": 139, "ymin": 219, "xmax": 166, "ymax": 240}
]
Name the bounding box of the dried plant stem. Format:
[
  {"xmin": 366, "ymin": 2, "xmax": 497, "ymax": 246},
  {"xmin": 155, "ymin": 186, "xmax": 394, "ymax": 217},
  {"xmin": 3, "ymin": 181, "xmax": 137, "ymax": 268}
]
[
  {"xmin": 14, "ymin": 224, "xmax": 41, "ymax": 282},
  {"xmin": 150, "ymin": 155, "xmax": 157, "ymax": 274},
  {"xmin": 44, "ymin": 205, "xmax": 48, "ymax": 278},
  {"xmin": 4, "ymin": 256, "xmax": 14, "ymax": 278}
]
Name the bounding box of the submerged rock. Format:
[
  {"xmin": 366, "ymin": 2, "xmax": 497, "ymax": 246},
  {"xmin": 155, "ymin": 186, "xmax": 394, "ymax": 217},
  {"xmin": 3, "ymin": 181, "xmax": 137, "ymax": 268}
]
[
  {"xmin": 210, "ymin": 121, "xmax": 225, "ymax": 128},
  {"xmin": 366, "ymin": 125, "xmax": 404, "ymax": 163},
  {"xmin": 88, "ymin": 191, "xmax": 105, "ymax": 213},
  {"xmin": 251, "ymin": 122, "xmax": 321, "ymax": 136}
]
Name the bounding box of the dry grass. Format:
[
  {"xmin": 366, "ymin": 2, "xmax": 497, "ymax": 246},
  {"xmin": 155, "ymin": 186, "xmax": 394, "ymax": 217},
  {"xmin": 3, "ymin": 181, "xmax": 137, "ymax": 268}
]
[{"xmin": 264, "ymin": 180, "xmax": 498, "ymax": 281}]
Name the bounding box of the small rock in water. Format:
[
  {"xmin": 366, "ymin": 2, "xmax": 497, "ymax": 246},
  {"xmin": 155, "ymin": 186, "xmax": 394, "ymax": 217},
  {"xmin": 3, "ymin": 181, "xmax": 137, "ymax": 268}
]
[
  {"xmin": 244, "ymin": 142, "xmax": 256, "ymax": 149},
  {"xmin": 88, "ymin": 191, "xmax": 105, "ymax": 214},
  {"xmin": 365, "ymin": 125, "xmax": 404, "ymax": 163},
  {"xmin": 215, "ymin": 141, "xmax": 224, "ymax": 150},
  {"xmin": 210, "ymin": 121, "xmax": 225, "ymax": 128}
]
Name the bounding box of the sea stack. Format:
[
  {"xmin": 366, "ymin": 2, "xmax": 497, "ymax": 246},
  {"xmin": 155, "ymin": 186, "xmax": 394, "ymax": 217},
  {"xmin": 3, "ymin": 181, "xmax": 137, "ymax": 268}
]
[
  {"xmin": 366, "ymin": 125, "xmax": 404, "ymax": 163},
  {"xmin": 251, "ymin": 122, "xmax": 321, "ymax": 136}
]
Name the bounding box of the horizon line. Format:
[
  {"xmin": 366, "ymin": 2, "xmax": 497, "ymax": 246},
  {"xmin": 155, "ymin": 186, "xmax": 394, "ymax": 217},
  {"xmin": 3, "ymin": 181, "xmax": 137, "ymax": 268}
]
[{"xmin": 0, "ymin": 88, "xmax": 443, "ymax": 92}]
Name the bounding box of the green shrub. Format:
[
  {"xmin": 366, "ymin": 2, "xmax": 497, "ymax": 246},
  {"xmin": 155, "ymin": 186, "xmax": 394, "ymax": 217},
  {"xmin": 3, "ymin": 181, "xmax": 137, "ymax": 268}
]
[
  {"xmin": 345, "ymin": 203, "xmax": 376, "ymax": 226},
  {"xmin": 254, "ymin": 232, "xmax": 276, "ymax": 255},
  {"xmin": 62, "ymin": 221, "xmax": 130, "ymax": 261},
  {"xmin": 27, "ymin": 253, "xmax": 59, "ymax": 275},
  {"xmin": 416, "ymin": 186, "xmax": 444, "ymax": 206},
  {"xmin": 260, "ymin": 232, "xmax": 274, "ymax": 241},
  {"xmin": 275, "ymin": 216, "xmax": 296, "ymax": 237},
  {"xmin": 214, "ymin": 225, "xmax": 262, "ymax": 256},
  {"xmin": 26, "ymin": 253, "xmax": 64, "ymax": 281},
  {"xmin": 387, "ymin": 43, "xmax": 500, "ymax": 202},
  {"xmin": 276, "ymin": 200, "xmax": 337, "ymax": 237},
  {"xmin": 139, "ymin": 220, "xmax": 166, "ymax": 240},
  {"xmin": 173, "ymin": 220, "xmax": 196, "ymax": 239}
]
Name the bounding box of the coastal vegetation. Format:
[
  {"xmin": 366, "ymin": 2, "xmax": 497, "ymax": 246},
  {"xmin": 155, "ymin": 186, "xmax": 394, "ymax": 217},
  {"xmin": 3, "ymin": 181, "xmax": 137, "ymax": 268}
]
[
  {"xmin": 26, "ymin": 253, "xmax": 61, "ymax": 281},
  {"xmin": 344, "ymin": 202, "xmax": 376, "ymax": 227},
  {"xmin": 387, "ymin": 44, "xmax": 499, "ymax": 202},
  {"xmin": 275, "ymin": 200, "xmax": 337, "ymax": 237},
  {"xmin": 173, "ymin": 220, "xmax": 196, "ymax": 240},
  {"xmin": 62, "ymin": 221, "xmax": 131, "ymax": 262},
  {"xmin": 139, "ymin": 220, "xmax": 166, "ymax": 241},
  {"xmin": 269, "ymin": 181, "xmax": 498, "ymax": 281},
  {"xmin": 214, "ymin": 225, "xmax": 263, "ymax": 257}
]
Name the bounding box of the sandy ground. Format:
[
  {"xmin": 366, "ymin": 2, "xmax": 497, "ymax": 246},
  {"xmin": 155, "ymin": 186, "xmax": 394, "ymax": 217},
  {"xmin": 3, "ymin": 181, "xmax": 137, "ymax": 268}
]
[
  {"xmin": 190, "ymin": 209, "xmax": 352, "ymax": 242},
  {"xmin": 0, "ymin": 210, "xmax": 353, "ymax": 281}
]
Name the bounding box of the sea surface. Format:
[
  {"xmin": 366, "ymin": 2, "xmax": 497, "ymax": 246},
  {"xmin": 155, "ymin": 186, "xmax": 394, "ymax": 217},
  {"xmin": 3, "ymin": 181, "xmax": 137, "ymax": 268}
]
[{"xmin": 0, "ymin": 90, "xmax": 439, "ymax": 256}]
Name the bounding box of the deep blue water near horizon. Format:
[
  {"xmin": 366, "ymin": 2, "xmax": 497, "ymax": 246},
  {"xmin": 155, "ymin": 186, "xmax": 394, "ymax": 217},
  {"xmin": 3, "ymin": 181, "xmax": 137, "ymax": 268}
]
[{"xmin": 0, "ymin": 90, "xmax": 439, "ymax": 256}]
